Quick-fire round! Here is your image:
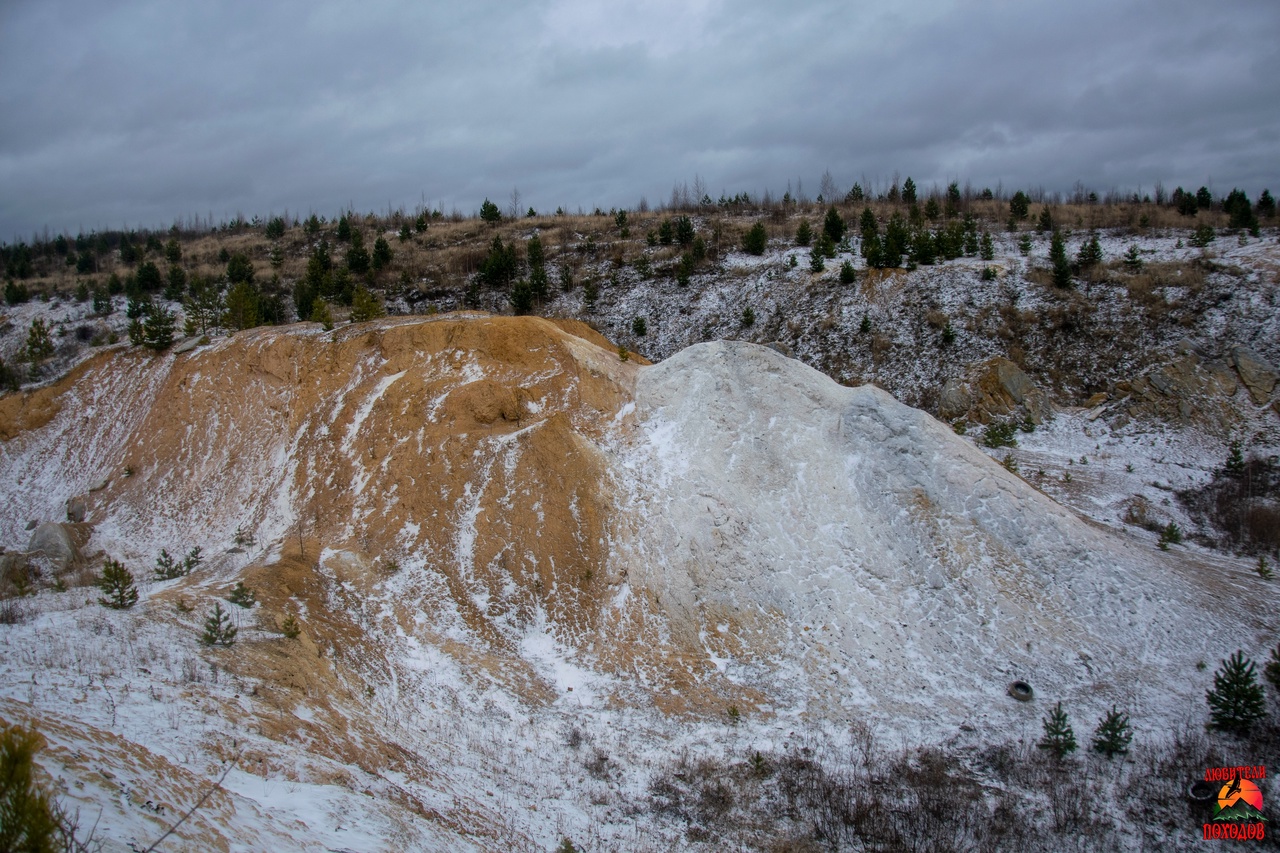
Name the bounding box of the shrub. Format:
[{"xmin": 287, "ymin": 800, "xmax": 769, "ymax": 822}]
[
  {"xmin": 742, "ymin": 221, "xmax": 768, "ymax": 255},
  {"xmin": 1205, "ymin": 651, "xmax": 1266, "ymax": 735},
  {"xmin": 1037, "ymin": 702, "xmax": 1077, "ymax": 758},
  {"xmin": 200, "ymin": 602, "xmax": 237, "ymax": 646},
  {"xmin": 97, "ymin": 558, "xmax": 138, "ymax": 609}
]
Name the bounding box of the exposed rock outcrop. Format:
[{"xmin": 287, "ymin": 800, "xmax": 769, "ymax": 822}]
[{"xmin": 937, "ymin": 357, "xmax": 1053, "ymax": 425}]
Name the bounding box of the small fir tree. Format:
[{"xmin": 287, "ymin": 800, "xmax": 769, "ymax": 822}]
[
  {"xmin": 280, "ymin": 613, "xmax": 301, "ymax": 639},
  {"xmin": 1036, "ymin": 207, "xmax": 1054, "ymax": 233},
  {"xmin": 97, "ymin": 558, "xmax": 138, "ymax": 609},
  {"xmin": 1009, "ymin": 191, "xmax": 1030, "ymax": 220},
  {"xmin": 310, "ymin": 300, "xmax": 334, "ymax": 330},
  {"xmin": 822, "ymin": 206, "xmax": 845, "ymax": 244},
  {"xmin": 227, "ymin": 581, "xmax": 256, "ymax": 608},
  {"xmin": 1018, "ymin": 233, "xmax": 1033, "ymax": 256},
  {"xmin": 1076, "ymin": 230, "xmax": 1103, "ymax": 268},
  {"xmin": 742, "ymin": 221, "xmax": 768, "ymax": 255},
  {"xmin": 809, "ymin": 251, "xmax": 825, "ymax": 273},
  {"xmin": 979, "ymin": 231, "xmax": 995, "ymax": 261},
  {"xmin": 24, "ymin": 319, "xmax": 54, "ymax": 366},
  {"xmin": 509, "ymin": 279, "xmax": 534, "ymax": 314},
  {"xmin": 1123, "ymin": 244, "xmax": 1143, "ymax": 271},
  {"xmin": 1157, "ymin": 522, "xmax": 1182, "ymax": 550},
  {"xmin": 1256, "ymin": 189, "xmax": 1275, "ymax": 218},
  {"xmin": 741, "ymin": 305, "xmax": 755, "ymax": 327},
  {"xmin": 200, "ymin": 602, "xmax": 237, "ymax": 646},
  {"xmin": 1205, "ymin": 650, "xmax": 1266, "ymax": 735},
  {"xmin": 143, "ymin": 306, "xmax": 175, "ymax": 351},
  {"xmin": 839, "ymin": 260, "xmax": 856, "ymax": 285},
  {"xmin": 1091, "ymin": 707, "xmax": 1133, "ymax": 757},
  {"xmin": 480, "ymin": 199, "xmax": 501, "ymax": 223},
  {"xmin": 350, "ymin": 286, "xmax": 384, "ymax": 322},
  {"xmin": 1037, "ymin": 701, "xmax": 1077, "ymax": 758},
  {"xmin": 795, "ymin": 219, "xmax": 812, "ymax": 247},
  {"xmin": 674, "ymin": 215, "xmax": 695, "ymax": 246},
  {"xmin": 154, "ymin": 549, "xmax": 181, "ymax": 580},
  {"xmin": 1050, "ymin": 230, "xmax": 1072, "ymax": 288},
  {"xmin": 1224, "ymin": 440, "xmax": 1245, "ymax": 476},
  {"xmin": 1257, "ymin": 555, "xmax": 1274, "ymax": 580},
  {"xmin": 371, "ymin": 235, "xmax": 393, "ymax": 270}
]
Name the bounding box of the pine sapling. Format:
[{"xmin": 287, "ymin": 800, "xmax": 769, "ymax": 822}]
[
  {"xmin": 1037, "ymin": 701, "xmax": 1077, "ymax": 758},
  {"xmin": 227, "ymin": 582, "xmax": 256, "ymax": 608},
  {"xmin": 280, "ymin": 614, "xmax": 301, "ymax": 639},
  {"xmin": 1091, "ymin": 706, "xmax": 1133, "ymax": 757},
  {"xmin": 200, "ymin": 602, "xmax": 237, "ymax": 647},
  {"xmin": 97, "ymin": 559, "xmax": 138, "ymax": 610},
  {"xmin": 1258, "ymin": 555, "xmax": 1274, "ymax": 580},
  {"xmin": 1206, "ymin": 650, "xmax": 1266, "ymax": 735}
]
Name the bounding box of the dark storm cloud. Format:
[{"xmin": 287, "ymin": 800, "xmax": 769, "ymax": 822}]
[{"xmin": 1, "ymin": 0, "xmax": 1277, "ymax": 239}]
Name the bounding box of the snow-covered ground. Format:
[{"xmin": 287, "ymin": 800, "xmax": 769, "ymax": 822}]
[{"xmin": 1, "ymin": 229, "xmax": 1278, "ymax": 850}]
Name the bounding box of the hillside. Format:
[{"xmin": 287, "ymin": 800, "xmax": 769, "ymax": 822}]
[{"xmin": 1, "ymin": 313, "xmax": 1277, "ymax": 850}]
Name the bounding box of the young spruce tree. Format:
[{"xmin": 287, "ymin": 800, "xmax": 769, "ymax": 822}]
[
  {"xmin": 1206, "ymin": 651, "xmax": 1266, "ymax": 735},
  {"xmin": 1037, "ymin": 701, "xmax": 1077, "ymax": 758},
  {"xmin": 1050, "ymin": 230, "xmax": 1072, "ymax": 288},
  {"xmin": 1091, "ymin": 706, "xmax": 1133, "ymax": 757}
]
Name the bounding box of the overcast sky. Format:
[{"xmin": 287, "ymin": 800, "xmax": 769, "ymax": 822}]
[{"xmin": 2, "ymin": 0, "xmax": 1277, "ymax": 240}]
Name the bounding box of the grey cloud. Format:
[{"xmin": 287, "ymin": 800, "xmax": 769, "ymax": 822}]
[{"xmin": 1, "ymin": 0, "xmax": 1277, "ymax": 239}]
